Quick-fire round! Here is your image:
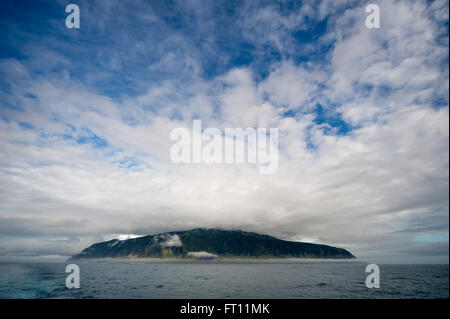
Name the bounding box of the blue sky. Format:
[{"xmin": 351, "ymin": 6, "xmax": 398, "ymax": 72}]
[{"xmin": 0, "ymin": 0, "xmax": 448, "ymax": 263}]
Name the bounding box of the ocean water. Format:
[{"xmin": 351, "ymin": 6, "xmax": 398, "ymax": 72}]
[{"xmin": 0, "ymin": 261, "xmax": 447, "ymax": 299}]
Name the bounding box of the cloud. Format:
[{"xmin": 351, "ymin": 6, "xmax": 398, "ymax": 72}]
[
  {"xmin": 0, "ymin": 0, "xmax": 448, "ymax": 264},
  {"xmin": 160, "ymin": 234, "xmax": 183, "ymax": 247},
  {"xmin": 187, "ymin": 251, "xmax": 217, "ymax": 259}
]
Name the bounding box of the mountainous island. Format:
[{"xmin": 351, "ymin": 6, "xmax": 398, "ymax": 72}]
[{"xmin": 69, "ymin": 228, "xmax": 355, "ymax": 261}]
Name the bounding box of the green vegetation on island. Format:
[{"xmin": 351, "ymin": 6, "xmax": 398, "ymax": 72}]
[{"xmin": 69, "ymin": 228, "xmax": 355, "ymax": 260}]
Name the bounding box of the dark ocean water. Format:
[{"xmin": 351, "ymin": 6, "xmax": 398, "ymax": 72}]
[{"xmin": 0, "ymin": 261, "xmax": 447, "ymax": 299}]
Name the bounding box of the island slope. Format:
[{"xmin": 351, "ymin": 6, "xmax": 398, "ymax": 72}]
[{"xmin": 69, "ymin": 228, "xmax": 355, "ymax": 260}]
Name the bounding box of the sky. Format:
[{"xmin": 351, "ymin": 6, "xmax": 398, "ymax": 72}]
[{"xmin": 0, "ymin": 0, "xmax": 448, "ymax": 264}]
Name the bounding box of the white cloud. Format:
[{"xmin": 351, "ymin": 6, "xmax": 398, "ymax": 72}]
[
  {"xmin": 161, "ymin": 234, "xmax": 183, "ymax": 247},
  {"xmin": 187, "ymin": 251, "xmax": 217, "ymax": 259},
  {"xmin": 0, "ymin": 0, "xmax": 448, "ymax": 264}
]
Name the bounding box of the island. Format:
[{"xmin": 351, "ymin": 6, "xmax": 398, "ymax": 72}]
[{"xmin": 68, "ymin": 228, "xmax": 355, "ymax": 261}]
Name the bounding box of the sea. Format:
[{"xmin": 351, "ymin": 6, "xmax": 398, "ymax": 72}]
[{"xmin": 0, "ymin": 261, "xmax": 447, "ymax": 299}]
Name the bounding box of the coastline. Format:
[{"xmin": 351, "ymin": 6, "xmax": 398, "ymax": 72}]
[{"xmin": 69, "ymin": 257, "xmax": 363, "ymax": 264}]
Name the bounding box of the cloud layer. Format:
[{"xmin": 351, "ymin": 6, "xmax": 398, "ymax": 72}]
[{"xmin": 0, "ymin": 0, "xmax": 448, "ymax": 263}]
